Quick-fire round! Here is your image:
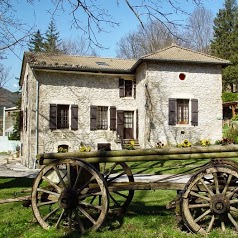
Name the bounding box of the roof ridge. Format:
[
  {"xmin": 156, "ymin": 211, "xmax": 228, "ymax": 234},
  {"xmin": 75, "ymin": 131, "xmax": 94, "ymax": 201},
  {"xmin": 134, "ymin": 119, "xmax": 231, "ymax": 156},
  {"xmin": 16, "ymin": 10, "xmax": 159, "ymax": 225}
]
[
  {"xmin": 25, "ymin": 51, "xmax": 136, "ymax": 62},
  {"xmin": 141, "ymin": 44, "xmax": 230, "ymax": 63}
]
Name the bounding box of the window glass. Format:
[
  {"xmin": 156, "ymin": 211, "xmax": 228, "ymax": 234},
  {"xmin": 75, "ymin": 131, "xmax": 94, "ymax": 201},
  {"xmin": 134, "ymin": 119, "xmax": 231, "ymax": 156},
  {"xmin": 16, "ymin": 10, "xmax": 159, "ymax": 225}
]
[
  {"xmin": 177, "ymin": 99, "xmax": 189, "ymax": 124},
  {"xmin": 97, "ymin": 106, "xmax": 108, "ymax": 129},
  {"xmin": 57, "ymin": 105, "xmax": 69, "ymax": 129},
  {"xmin": 125, "ymin": 80, "xmax": 133, "ymax": 97}
]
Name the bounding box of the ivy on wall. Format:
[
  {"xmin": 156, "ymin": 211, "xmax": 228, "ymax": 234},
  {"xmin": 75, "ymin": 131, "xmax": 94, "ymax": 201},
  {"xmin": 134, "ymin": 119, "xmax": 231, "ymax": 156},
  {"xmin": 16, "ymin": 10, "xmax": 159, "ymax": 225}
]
[{"xmin": 222, "ymin": 92, "xmax": 238, "ymax": 103}]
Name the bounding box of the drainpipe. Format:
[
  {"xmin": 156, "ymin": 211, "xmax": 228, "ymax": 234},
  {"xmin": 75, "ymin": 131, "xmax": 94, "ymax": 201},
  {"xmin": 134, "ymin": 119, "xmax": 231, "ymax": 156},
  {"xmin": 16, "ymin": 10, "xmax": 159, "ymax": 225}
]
[{"xmin": 33, "ymin": 80, "xmax": 39, "ymax": 169}]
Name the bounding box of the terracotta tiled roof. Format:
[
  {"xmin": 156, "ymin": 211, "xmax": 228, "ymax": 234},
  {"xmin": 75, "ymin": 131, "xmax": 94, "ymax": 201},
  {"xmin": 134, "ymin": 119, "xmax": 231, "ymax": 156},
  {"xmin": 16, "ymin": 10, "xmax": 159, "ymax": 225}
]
[
  {"xmin": 24, "ymin": 52, "xmax": 136, "ymax": 73},
  {"xmin": 140, "ymin": 44, "xmax": 231, "ymax": 65}
]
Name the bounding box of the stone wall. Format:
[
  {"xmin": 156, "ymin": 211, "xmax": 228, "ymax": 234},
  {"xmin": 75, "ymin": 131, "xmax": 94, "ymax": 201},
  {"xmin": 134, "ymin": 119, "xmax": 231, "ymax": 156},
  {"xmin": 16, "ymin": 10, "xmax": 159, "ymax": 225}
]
[{"xmin": 136, "ymin": 62, "xmax": 223, "ymax": 147}]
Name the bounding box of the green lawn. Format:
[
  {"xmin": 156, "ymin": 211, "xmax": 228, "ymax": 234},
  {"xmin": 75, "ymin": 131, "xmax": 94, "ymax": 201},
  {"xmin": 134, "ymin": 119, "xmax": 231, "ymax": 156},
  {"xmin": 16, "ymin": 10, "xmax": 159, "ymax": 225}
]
[{"xmin": 1, "ymin": 158, "xmax": 238, "ymax": 238}]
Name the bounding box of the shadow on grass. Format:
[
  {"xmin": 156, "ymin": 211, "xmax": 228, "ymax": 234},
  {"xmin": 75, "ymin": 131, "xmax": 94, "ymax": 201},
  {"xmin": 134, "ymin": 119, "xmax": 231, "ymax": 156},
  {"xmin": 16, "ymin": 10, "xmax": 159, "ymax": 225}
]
[{"xmin": 0, "ymin": 177, "xmax": 34, "ymax": 189}]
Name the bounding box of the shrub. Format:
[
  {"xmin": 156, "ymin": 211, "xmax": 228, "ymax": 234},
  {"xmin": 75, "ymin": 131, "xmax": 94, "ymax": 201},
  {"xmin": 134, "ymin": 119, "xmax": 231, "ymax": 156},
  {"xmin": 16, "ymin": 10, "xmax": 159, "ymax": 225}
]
[
  {"xmin": 124, "ymin": 140, "xmax": 135, "ymax": 150},
  {"xmin": 79, "ymin": 142, "xmax": 91, "ymax": 152},
  {"xmin": 200, "ymin": 139, "xmax": 210, "ymax": 147}
]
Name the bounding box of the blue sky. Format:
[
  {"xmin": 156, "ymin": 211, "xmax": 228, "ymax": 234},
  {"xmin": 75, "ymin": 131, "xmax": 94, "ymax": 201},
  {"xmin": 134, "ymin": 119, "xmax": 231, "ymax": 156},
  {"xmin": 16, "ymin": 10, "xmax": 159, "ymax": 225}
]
[{"xmin": 3, "ymin": 0, "xmax": 224, "ymax": 91}]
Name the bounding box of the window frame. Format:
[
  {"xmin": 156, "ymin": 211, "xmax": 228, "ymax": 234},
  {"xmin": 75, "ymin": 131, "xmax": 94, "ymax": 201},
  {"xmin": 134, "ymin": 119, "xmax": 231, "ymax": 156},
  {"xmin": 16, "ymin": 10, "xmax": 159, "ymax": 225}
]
[
  {"xmin": 49, "ymin": 104, "xmax": 78, "ymax": 130},
  {"xmin": 168, "ymin": 98, "xmax": 198, "ymax": 126},
  {"xmin": 119, "ymin": 78, "xmax": 135, "ymax": 98}
]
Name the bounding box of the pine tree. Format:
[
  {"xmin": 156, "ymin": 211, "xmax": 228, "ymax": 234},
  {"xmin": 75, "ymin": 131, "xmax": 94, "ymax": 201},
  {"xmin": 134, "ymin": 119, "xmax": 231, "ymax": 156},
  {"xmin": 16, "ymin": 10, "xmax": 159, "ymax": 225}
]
[
  {"xmin": 211, "ymin": 0, "xmax": 238, "ymax": 91},
  {"xmin": 44, "ymin": 19, "xmax": 62, "ymax": 53},
  {"xmin": 28, "ymin": 30, "xmax": 44, "ymax": 52}
]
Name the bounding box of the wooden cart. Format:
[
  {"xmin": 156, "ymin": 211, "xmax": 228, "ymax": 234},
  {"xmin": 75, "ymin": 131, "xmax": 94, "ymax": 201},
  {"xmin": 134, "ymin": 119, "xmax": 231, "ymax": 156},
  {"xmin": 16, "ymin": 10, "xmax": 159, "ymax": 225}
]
[{"xmin": 31, "ymin": 145, "xmax": 238, "ymax": 235}]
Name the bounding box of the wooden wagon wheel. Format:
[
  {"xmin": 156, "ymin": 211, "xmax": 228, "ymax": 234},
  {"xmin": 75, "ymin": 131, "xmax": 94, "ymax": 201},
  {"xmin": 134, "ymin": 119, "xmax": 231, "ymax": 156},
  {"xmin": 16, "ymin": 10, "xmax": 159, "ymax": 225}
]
[
  {"xmin": 100, "ymin": 162, "xmax": 134, "ymax": 214},
  {"xmin": 31, "ymin": 159, "xmax": 109, "ymax": 234},
  {"xmin": 180, "ymin": 164, "xmax": 238, "ymax": 234}
]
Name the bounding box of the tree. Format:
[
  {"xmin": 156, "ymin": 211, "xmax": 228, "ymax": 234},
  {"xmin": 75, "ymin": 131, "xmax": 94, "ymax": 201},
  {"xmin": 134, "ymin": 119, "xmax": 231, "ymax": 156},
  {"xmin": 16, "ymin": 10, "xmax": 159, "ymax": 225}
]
[
  {"xmin": 9, "ymin": 95, "xmax": 21, "ymax": 141},
  {"xmin": 116, "ymin": 20, "xmax": 178, "ymax": 59},
  {"xmin": 211, "ymin": 0, "xmax": 238, "ymax": 90},
  {"xmin": 0, "ymin": 64, "xmax": 10, "ymax": 103},
  {"xmin": 0, "ymin": 1, "xmax": 34, "ymax": 53},
  {"xmin": 61, "ymin": 36, "xmax": 98, "ymax": 56},
  {"xmin": 44, "ymin": 19, "xmax": 62, "ymax": 53},
  {"xmin": 0, "ymin": 0, "xmax": 204, "ymax": 54},
  {"xmin": 28, "ymin": 30, "xmax": 44, "ymax": 52},
  {"xmin": 183, "ymin": 7, "xmax": 214, "ymax": 54}
]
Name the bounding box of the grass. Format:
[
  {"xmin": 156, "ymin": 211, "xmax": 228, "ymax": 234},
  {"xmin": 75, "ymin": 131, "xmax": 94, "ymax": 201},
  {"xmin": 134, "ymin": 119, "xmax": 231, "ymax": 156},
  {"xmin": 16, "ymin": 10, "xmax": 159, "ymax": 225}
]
[{"xmin": 1, "ymin": 158, "xmax": 238, "ymax": 238}]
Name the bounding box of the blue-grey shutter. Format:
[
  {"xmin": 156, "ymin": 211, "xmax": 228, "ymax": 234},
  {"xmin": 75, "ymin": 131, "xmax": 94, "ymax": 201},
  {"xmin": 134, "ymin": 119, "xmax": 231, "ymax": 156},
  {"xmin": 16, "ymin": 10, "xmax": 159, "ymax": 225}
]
[
  {"xmin": 191, "ymin": 99, "xmax": 198, "ymax": 126},
  {"xmin": 119, "ymin": 78, "xmax": 125, "ymax": 97},
  {"xmin": 117, "ymin": 110, "xmax": 124, "ymax": 138},
  {"xmin": 90, "ymin": 106, "xmax": 97, "ymax": 130},
  {"xmin": 71, "ymin": 105, "xmax": 78, "ymax": 130},
  {"xmin": 50, "ymin": 104, "xmax": 57, "ymax": 129},
  {"xmin": 110, "ymin": 106, "xmax": 116, "ymax": 130},
  {"xmin": 168, "ymin": 99, "xmax": 177, "ymax": 125}
]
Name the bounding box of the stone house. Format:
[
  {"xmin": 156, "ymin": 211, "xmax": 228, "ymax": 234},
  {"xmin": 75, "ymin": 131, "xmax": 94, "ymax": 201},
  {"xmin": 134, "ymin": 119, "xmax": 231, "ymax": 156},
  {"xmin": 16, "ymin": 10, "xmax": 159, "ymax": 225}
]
[{"xmin": 19, "ymin": 44, "xmax": 230, "ymax": 168}]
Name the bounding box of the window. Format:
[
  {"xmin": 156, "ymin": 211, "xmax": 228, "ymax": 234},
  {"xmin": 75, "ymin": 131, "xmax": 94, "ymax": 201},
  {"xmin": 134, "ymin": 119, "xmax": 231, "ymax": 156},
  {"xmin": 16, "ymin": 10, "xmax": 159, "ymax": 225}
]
[
  {"xmin": 177, "ymin": 99, "xmax": 189, "ymax": 124},
  {"xmin": 97, "ymin": 106, "xmax": 108, "ymax": 129},
  {"xmin": 119, "ymin": 78, "xmax": 135, "ymax": 98},
  {"xmin": 90, "ymin": 106, "xmax": 116, "ymax": 131},
  {"xmin": 57, "ymin": 105, "xmax": 69, "ymax": 129},
  {"xmin": 49, "ymin": 104, "xmax": 78, "ymax": 130},
  {"xmin": 169, "ymin": 98, "xmax": 198, "ymax": 126}
]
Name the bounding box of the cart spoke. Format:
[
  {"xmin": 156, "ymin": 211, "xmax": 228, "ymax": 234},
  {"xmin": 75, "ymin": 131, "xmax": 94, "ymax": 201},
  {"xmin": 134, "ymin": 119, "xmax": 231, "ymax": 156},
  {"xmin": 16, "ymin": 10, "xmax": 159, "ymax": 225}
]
[
  {"xmin": 73, "ymin": 166, "xmax": 82, "ymax": 190},
  {"xmin": 36, "ymin": 188, "xmax": 60, "ymax": 197},
  {"xmin": 78, "ymin": 206, "xmax": 96, "ymax": 225},
  {"xmin": 109, "ymin": 193, "xmax": 121, "ymax": 207},
  {"xmin": 55, "ymin": 209, "xmax": 65, "ymax": 228},
  {"xmin": 78, "ymin": 191, "xmax": 102, "ymax": 200},
  {"xmin": 230, "ymin": 206, "xmax": 238, "ymax": 212},
  {"xmin": 213, "ymin": 172, "xmax": 220, "ymax": 194},
  {"xmin": 43, "ymin": 206, "xmax": 61, "ymax": 221},
  {"xmin": 42, "ymin": 175, "xmax": 62, "ymax": 193},
  {"xmin": 53, "ymin": 166, "xmax": 67, "ymax": 189},
  {"xmin": 230, "ymin": 199, "xmax": 238, "ymax": 205},
  {"xmin": 78, "ymin": 201, "xmax": 103, "ymax": 211},
  {"xmin": 221, "ymin": 221, "xmax": 225, "ymax": 231},
  {"xmin": 75, "ymin": 208, "xmax": 86, "ymax": 233},
  {"xmin": 190, "ymin": 191, "xmax": 210, "ymax": 201},
  {"xmin": 37, "ymin": 200, "xmax": 58, "ymax": 207},
  {"xmin": 76, "ymin": 176, "xmax": 96, "ymax": 194},
  {"xmin": 104, "ymin": 163, "xmax": 118, "ymax": 180},
  {"xmin": 194, "ymin": 209, "xmax": 211, "ymax": 223},
  {"xmin": 228, "ymin": 212, "xmax": 238, "ymax": 230},
  {"xmin": 188, "ymin": 203, "xmax": 210, "ymax": 209},
  {"xmin": 207, "ymin": 215, "xmax": 215, "ymax": 233},
  {"xmin": 222, "ymin": 174, "xmax": 233, "ymax": 195},
  {"xmin": 68, "ymin": 210, "xmax": 72, "ymax": 231},
  {"xmin": 113, "ymin": 191, "xmax": 129, "ymax": 199},
  {"xmin": 199, "ymin": 178, "xmax": 214, "ymax": 196},
  {"xmin": 67, "ymin": 163, "xmax": 71, "ymax": 188},
  {"xmin": 227, "ymin": 187, "xmax": 238, "ymax": 199},
  {"xmin": 107, "ymin": 171, "xmax": 126, "ymax": 183}
]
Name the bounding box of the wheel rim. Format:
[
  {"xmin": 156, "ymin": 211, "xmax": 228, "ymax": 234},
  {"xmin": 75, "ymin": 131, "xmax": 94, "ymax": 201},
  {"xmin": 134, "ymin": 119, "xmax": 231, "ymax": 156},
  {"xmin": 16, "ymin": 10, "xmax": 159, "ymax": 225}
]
[
  {"xmin": 101, "ymin": 162, "xmax": 134, "ymax": 213},
  {"xmin": 181, "ymin": 165, "xmax": 238, "ymax": 234},
  {"xmin": 31, "ymin": 159, "xmax": 109, "ymax": 234}
]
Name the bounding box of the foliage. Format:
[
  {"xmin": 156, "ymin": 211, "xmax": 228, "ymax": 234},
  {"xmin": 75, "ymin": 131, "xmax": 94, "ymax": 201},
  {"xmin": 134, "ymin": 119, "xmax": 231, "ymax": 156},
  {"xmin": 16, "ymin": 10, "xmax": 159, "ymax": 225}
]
[
  {"xmin": 28, "ymin": 19, "xmax": 62, "ymax": 53},
  {"xmin": 222, "ymin": 92, "xmax": 238, "ymax": 102},
  {"xmin": 8, "ymin": 94, "xmax": 21, "ymax": 141},
  {"xmin": 79, "ymin": 142, "xmax": 91, "ymax": 152},
  {"xmin": 177, "ymin": 139, "xmax": 192, "ymax": 147},
  {"xmin": 57, "ymin": 146, "xmax": 68, "ymax": 153},
  {"xmin": 124, "ymin": 140, "xmax": 135, "ymax": 150},
  {"xmin": 28, "ymin": 30, "xmax": 44, "ymax": 52},
  {"xmin": 210, "ymin": 0, "xmax": 238, "ymax": 90},
  {"xmin": 200, "ymin": 139, "xmax": 211, "ymax": 147}
]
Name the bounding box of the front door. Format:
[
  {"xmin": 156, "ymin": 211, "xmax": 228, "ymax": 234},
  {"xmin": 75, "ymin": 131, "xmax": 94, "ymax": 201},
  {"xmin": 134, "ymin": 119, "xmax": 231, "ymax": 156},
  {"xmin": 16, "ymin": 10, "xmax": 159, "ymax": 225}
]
[{"xmin": 124, "ymin": 111, "xmax": 134, "ymax": 139}]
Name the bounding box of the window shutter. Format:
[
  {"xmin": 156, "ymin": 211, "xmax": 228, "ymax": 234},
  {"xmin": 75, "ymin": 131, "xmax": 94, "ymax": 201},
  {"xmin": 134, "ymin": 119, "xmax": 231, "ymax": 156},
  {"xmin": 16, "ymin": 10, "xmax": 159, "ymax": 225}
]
[
  {"xmin": 117, "ymin": 110, "xmax": 124, "ymax": 138},
  {"xmin": 20, "ymin": 111, "xmax": 23, "ymax": 131},
  {"xmin": 71, "ymin": 105, "xmax": 78, "ymax": 130},
  {"xmin": 133, "ymin": 80, "xmax": 136, "ymax": 99},
  {"xmin": 168, "ymin": 98, "xmax": 177, "ymax": 125},
  {"xmin": 119, "ymin": 78, "xmax": 125, "ymax": 97},
  {"xmin": 136, "ymin": 109, "xmax": 138, "ymax": 139},
  {"xmin": 49, "ymin": 104, "xmax": 57, "ymax": 129},
  {"xmin": 191, "ymin": 99, "xmax": 198, "ymax": 126},
  {"xmin": 90, "ymin": 106, "xmax": 97, "ymax": 130},
  {"xmin": 110, "ymin": 106, "xmax": 116, "ymax": 130}
]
